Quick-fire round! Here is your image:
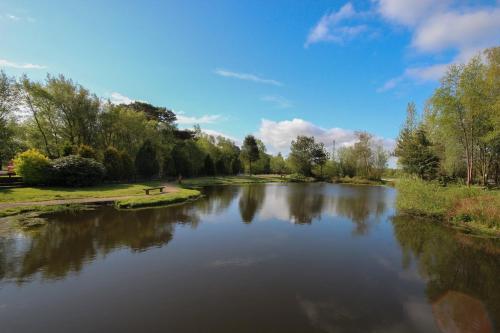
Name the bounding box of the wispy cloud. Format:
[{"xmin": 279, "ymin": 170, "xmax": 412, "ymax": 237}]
[
  {"xmin": 260, "ymin": 95, "xmax": 293, "ymax": 109},
  {"xmin": 0, "ymin": 59, "xmax": 46, "ymax": 69},
  {"xmin": 1, "ymin": 13, "xmax": 35, "ymax": 22},
  {"xmin": 305, "ymin": 3, "xmax": 370, "ymax": 47},
  {"xmin": 176, "ymin": 111, "xmax": 222, "ymax": 125},
  {"xmin": 214, "ymin": 68, "xmax": 282, "ymax": 86}
]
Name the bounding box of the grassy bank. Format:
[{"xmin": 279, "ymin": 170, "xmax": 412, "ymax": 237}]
[
  {"xmin": 0, "ymin": 180, "xmax": 165, "ymax": 203},
  {"xmin": 396, "ymin": 178, "xmax": 500, "ymax": 234},
  {"xmin": 115, "ymin": 188, "xmax": 201, "ymax": 209},
  {"xmin": 180, "ymin": 174, "xmax": 290, "ymax": 187},
  {"xmin": 330, "ymin": 176, "xmax": 389, "ymax": 186}
]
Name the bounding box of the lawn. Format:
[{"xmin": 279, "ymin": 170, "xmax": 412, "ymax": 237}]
[
  {"xmin": 115, "ymin": 188, "xmax": 201, "ymax": 209},
  {"xmin": 0, "ymin": 180, "xmax": 165, "ymax": 203},
  {"xmin": 181, "ymin": 174, "xmax": 288, "ymax": 187}
]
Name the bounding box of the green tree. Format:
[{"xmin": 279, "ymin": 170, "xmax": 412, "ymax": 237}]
[
  {"xmin": 241, "ymin": 135, "xmax": 259, "ymax": 175},
  {"xmin": 120, "ymin": 151, "xmax": 135, "ymax": 181},
  {"xmin": 0, "ymin": 71, "xmax": 19, "ymax": 165},
  {"xmin": 289, "ymin": 136, "xmax": 315, "ymax": 176},
  {"xmin": 103, "ymin": 147, "xmax": 123, "ymax": 180},
  {"xmin": 312, "ymin": 142, "xmax": 329, "ymax": 177},
  {"xmin": 270, "ymin": 153, "xmax": 287, "ymax": 177},
  {"xmin": 204, "ymin": 154, "xmax": 215, "ymax": 176},
  {"xmin": 135, "ymin": 139, "xmax": 159, "ymax": 179}
]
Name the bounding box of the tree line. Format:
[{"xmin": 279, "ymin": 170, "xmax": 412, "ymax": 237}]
[
  {"xmin": 395, "ymin": 47, "xmax": 499, "ymax": 186},
  {"xmin": 0, "ymin": 71, "xmax": 391, "ymax": 185}
]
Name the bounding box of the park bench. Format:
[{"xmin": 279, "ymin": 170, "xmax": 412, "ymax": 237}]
[{"xmin": 142, "ymin": 186, "xmax": 166, "ymax": 195}]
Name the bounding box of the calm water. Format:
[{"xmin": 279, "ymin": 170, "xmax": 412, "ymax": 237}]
[{"xmin": 1, "ymin": 183, "xmax": 499, "ymax": 333}]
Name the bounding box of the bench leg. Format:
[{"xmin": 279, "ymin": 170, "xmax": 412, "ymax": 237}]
[
  {"xmin": 145, "ymin": 190, "xmax": 149, "ymax": 195},
  {"xmin": 160, "ymin": 188, "xmax": 163, "ymax": 193}
]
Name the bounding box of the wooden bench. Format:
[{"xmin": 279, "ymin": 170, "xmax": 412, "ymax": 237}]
[{"xmin": 142, "ymin": 186, "xmax": 166, "ymax": 195}]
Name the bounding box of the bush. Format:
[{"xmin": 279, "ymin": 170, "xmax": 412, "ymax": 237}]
[
  {"xmin": 51, "ymin": 155, "xmax": 105, "ymax": 187},
  {"xmin": 135, "ymin": 140, "xmax": 159, "ymax": 179},
  {"xmin": 103, "ymin": 147, "xmax": 123, "ymax": 181},
  {"xmin": 13, "ymin": 149, "xmax": 52, "ymax": 185},
  {"xmin": 62, "ymin": 143, "xmax": 77, "ymax": 156},
  {"xmin": 215, "ymin": 158, "xmax": 226, "ymax": 175},
  {"xmin": 120, "ymin": 151, "xmax": 135, "ymax": 181},
  {"xmin": 78, "ymin": 144, "xmax": 97, "ymax": 159}
]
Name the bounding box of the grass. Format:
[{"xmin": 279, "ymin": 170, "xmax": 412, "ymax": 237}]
[
  {"xmin": 396, "ymin": 177, "xmax": 500, "ymax": 234},
  {"xmin": 331, "ymin": 176, "xmax": 387, "ymax": 186},
  {"xmin": 0, "ymin": 180, "xmax": 165, "ymax": 203},
  {"xmin": 115, "ymin": 188, "xmax": 201, "ymax": 209},
  {"xmin": 180, "ymin": 174, "xmax": 289, "ymax": 187},
  {"xmin": 0, "ymin": 203, "xmax": 91, "ymax": 218}
]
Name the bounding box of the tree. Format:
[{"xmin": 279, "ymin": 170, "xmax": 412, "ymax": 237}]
[
  {"xmin": 103, "ymin": 147, "xmax": 123, "ymax": 180},
  {"xmin": 241, "ymin": 135, "xmax": 259, "ymax": 175},
  {"xmin": 204, "ymin": 154, "xmax": 215, "ymax": 176},
  {"xmin": 353, "ymin": 132, "xmax": 373, "ymax": 178},
  {"xmin": 230, "ymin": 157, "xmax": 241, "ymax": 175},
  {"xmin": 0, "ymin": 71, "xmax": 19, "ymax": 165},
  {"xmin": 270, "ymin": 153, "xmax": 287, "ymax": 177},
  {"xmin": 312, "ymin": 142, "xmax": 329, "ymax": 177},
  {"xmin": 215, "ymin": 157, "xmax": 226, "ymax": 175},
  {"xmin": 120, "ymin": 151, "xmax": 135, "ymax": 181},
  {"xmin": 135, "ymin": 139, "xmax": 159, "ymax": 179},
  {"xmin": 430, "ymin": 55, "xmax": 489, "ymax": 185},
  {"xmin": 289, "ymin": 136, "xmax": 315, "ymax": 176}
]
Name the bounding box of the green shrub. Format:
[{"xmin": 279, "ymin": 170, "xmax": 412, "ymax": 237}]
[
  {"xmin": 120, "ymin": 151, "xmax": 135, "ymax": 180},
  {"xmin": 103, "ymin": 147, "xmax": 123, "ymax": 181},
  {"xmin": 135, "ymin": 140, "xmax": 159, "ymax": 179},
  {"xmin": 62, "ymin": 143, "xmax": 77, "ymax": 156},
  {"xmin": 13, "ymin": 149, "xmax": 52, "ymax": 185},
  {"xmin": 78, "ymin": 144, "xmax": 97, "ymax": 159},
  {"xmin": 51, "ymin": 155, "xmax": 105, "ymax": 187}
]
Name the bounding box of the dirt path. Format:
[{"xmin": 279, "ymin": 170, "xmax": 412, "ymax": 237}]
[{"xmin": 0, "ymin": 184, "xmax": 179, "ymax": 209}]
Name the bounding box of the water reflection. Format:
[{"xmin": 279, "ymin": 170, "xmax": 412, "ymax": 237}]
[
  {"xmin": 392, "ymin": 216, "xmax": 500, "ymax": 331},
  {"xmin": 0, "ymin": 184, "xmax": 498, "ymax": 333}
]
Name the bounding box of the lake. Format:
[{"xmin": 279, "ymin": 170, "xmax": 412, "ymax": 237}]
[{"xmin": 1, "ymin": 183, "xmax": 499, "ymax": 333}]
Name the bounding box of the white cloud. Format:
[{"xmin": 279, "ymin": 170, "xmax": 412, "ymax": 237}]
[
  {"xmin": 176, "ymin": 112, "xmax": 222, "ymax": 125},
  {"xmin": 200, "ymin": 129, "xmax": 241, "ymax": 145},
  {"xmin": 377, "ymin": 0, "xmax": 449, "ymax": 26},
  {"xmin": 214, "ymin": 68, "xmax": 282, "ymax": 86},
  {"xmin": 305, "ymin": 3, "xmax": 369, "ymax": 47},
  {"xmin": 260, "ymin": 95, "xmax": 293, "ymax": 109},
  {"xmin": 411, "ymin": 8, "xmax": 500, "ymax": 54},
  {"xmin": 375, "ymin": 1, "xmax": 500, "ymax": 91},
  {"xmin": 257, "ymin": 118, "xmax": 395, "ymax": 155},
  {"xmin": 0, "ymin": 59, "xmax": 46, "ymax": 69},
  {"xmin": 109, "ymin": 92, "xmax": 135, "ymax": 105}
]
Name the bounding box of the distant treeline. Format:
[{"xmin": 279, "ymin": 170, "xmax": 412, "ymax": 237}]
[{"xmin": 0, "ymin": 71, "xmax": 390, "ymax": 184}]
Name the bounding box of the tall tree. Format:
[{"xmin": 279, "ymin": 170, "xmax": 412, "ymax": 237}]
[
  {"xmin": 289, "ymin": 136, "xmax": 316, "ymax": 176},
  {"xmin": 312, "ymin": 142, "xmax": 329, "ymax": 177},
  {"xmin": 241, "ymin": 135, "xmax": 259, "ymax": 175},
  {"xmin": 135, "ymin": 139, "xmax": 159, "ymax": 179}
]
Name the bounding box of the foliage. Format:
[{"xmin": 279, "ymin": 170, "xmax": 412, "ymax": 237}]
[
  {"xmin": 135, "ymin": 139, "xmax": 159, "ymax": 179},
  {"xmin": 289, "ymin": 136, "xmax": 316, "ymax": 175},
  {"xmin": 270, "ymin": 153, "xmax": 287, "ymax": 176},
  {"xmin": 203, "ymin": 154, "xmax": 215, "ymax": 176},
  {"xmin": 13, "ymin": 149, "xmax": 51, "ymax": 185},
  {"xmin": 427, "ymin": 48, "xmax": 500, "ymax": 185},
  {"xmin": 78, "ymin": 144, "xmax": 97, "ymax": 159},
  {"xmin": 50, "ymin": 155, "xmax": 105, "ymax": 187},
  {"xmin": 103, "ymin": 147, "xmax": 123, "ymax": 180},
  {"xmin": 120, "ymin": 151, "xmax": 135, "ymax": 181},
  {"xmin": 241, "ymin": 135, "xmax": 259, "ymax": 174}
]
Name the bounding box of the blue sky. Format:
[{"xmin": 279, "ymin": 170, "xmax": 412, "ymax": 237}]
[{"xmin": 1, "ymin": 0, "xmax": 499, "ymax": 153}]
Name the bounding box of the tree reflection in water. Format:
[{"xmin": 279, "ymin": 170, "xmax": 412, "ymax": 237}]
[
  {"xmin": 392, "ymin": 216, "xmax": 500, "ymax": 331},
  {"xmin": 238, "ymin": 185, "xmax": 266, "ymax": 223}
]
